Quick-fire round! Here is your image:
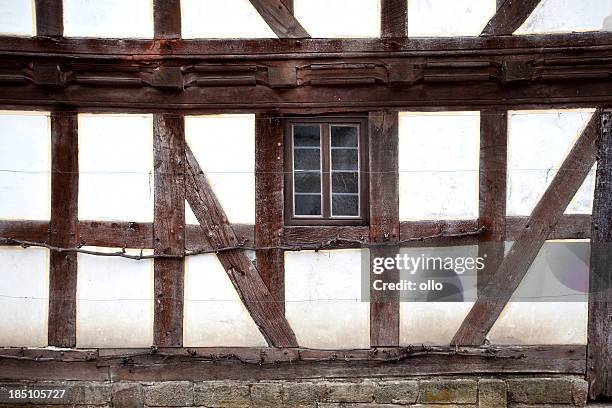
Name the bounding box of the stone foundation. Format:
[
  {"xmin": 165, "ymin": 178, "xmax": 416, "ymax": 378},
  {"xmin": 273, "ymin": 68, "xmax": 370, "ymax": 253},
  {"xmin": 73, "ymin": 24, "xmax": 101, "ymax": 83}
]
[{"xmin": 0, "ymin": 375, "xmax": 592, "ymax": 407}]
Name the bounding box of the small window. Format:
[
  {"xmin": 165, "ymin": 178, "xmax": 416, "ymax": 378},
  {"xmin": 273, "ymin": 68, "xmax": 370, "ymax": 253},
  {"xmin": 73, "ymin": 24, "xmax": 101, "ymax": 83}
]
[{"xmin": 285, "ymin": 117, "xmax": 368, "ymax": 225}]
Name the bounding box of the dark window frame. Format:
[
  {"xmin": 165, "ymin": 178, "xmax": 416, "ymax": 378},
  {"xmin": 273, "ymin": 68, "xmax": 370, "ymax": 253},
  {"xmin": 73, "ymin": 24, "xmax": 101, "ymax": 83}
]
[{"xmin": 284, "ymin": 115, "xmax": 369, "ymax": 226}]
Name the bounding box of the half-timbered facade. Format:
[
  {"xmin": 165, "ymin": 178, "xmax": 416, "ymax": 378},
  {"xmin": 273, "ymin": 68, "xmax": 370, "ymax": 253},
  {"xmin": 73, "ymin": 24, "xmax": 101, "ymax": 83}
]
[{"xmin": 0, "ymin": 0, "xmax": 611, "ymax": 406}]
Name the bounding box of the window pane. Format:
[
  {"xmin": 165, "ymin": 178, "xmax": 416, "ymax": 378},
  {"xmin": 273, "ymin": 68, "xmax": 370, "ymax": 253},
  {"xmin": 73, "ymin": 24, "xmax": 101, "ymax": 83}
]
[
  {"xmin": 332, "ymin": 194, "xmax": 359, "ymax": 216},
  {"xmin": 295, "ymin": 194, "xmax": 322, "ymax": 216},
  {"xmin": 331, "ymin": 149, "xmax": 358, "ymax": 170},
  {"xmin": 294, "ymin": 125, "xmax": 321, "ymax": 146},
  {"xmin": 331, "ymin": 126, "xmax": 358, "ymax": 147},
  {"xmin": 294, "ymin": 149, "xmax": 320, "ymax": 170},
  {"xmin": 295, "ymin": 172, "xmax": 321, "ymax": 193},
  {"xmin": 332, "ymin": 172, "xmax": 358, "ymax": 194}
]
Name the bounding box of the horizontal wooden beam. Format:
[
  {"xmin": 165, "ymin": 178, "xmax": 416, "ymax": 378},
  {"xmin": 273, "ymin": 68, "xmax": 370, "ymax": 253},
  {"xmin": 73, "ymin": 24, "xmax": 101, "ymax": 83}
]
[
  {"xmin": 0, "ymin": 345, "xmax": 586, "ymax": 382},
  {"xmin": 0, "ymin": 215, "xmax": 591, "ymax": 251},
  {"xmin": 0, "ymin": 34, "xmax": 612, "ymax": 111}
]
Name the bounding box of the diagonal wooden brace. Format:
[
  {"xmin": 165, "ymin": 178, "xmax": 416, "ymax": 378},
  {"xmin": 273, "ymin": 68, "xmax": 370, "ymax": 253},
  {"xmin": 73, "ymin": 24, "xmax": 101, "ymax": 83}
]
[
  {"xmin": 185, "ymin": 145, "xmax": 298, "ymax": 347},
  {"xmin": 452, "ymin": 109, "xmax": 601, "ymax": 346}
]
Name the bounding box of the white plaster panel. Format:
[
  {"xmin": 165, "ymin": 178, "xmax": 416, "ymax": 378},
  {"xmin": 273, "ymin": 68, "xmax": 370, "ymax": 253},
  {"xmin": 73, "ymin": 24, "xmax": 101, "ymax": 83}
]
[
  {"xmin": 0, "ymin": 0, "xmax": 34, "ymax": 36},
  {"xmin": 182, "ymin": 0, "xmax": 276, "ymax": 39},
  {"xmin": 64, "ymin": 0, "xmax": 153, "ymax": 38},
  {"xmin": 407, "ymin": 0, "xmax": 496, "ymax": 37},
  {"xmin": 489, "ymin": 302, "xmax": 587, "ymax": 344},
  {"xmin": 398, "ymin": 112, "xmax": 480, "ymax": 220},
  {"xmin": 285, "ymin": 249, "xmax": 369, "ymax": 349},
  {"xmin": 185, "ymin": 115, "xmax": 255, "ymax": 224},
  {"xmin": 400, "ymin": 302, "xmax": 474, "ymax": 345},
  {"xmin": 0, "ymin": 111, "xmax": 51, "ymax": 220},
  {"xmin": 398, "ymin": 245, "xmax": 477, "ymax": 345},
  {"xmin": 78, "ymin": 114, "xmax": 154, "ymax": 222},
  {"xmin": 76, "ymin": 247, "xmax": 153, "ymax": 347},
  {"xmin": 183, "ymin": 254, "xmax": 267, "ymax": 347},
  {"xmin": 507, "ymin": 109, "xmax": 595, "ymax": 216},
  {"xmin": 0, "ymin": 247, "xmax": 48, "ymax": 347},
  {"xmin": 294, "ymin": 0, "xmax": 380, "ymax": 38},
  {"xmin": 517, "ymin": 0, "xmax": 612, "ymax": 34},
  {"xmin": 489, "ymin": 240, "xmax": 588, "ymax": 344}
]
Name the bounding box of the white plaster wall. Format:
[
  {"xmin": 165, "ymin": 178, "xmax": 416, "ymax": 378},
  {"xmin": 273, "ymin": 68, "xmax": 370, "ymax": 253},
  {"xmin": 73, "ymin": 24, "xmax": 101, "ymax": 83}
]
[
  {"xmin": 0, "ymin": 247, "xmax": 48, "ymax": 347},
  {"xmin": 0, "ymin": 0, "xmax": 34, "ymax": 36},
  {"xmin": 507, "ymin": 109, "xmax": 595, "ymax": 216},
  {"xmin": 294, "ymin": 0, "xmax": 380, "ymax": 38},
  {"xmin": 399, "ymin": 245, "xmax": 477, "ymax": 345},
  {"xmin": 400, "ymin": 302, "xmax": 474, "ymax": 345},
  {"xmin": 285, "ymin": 249, "xmax": 369, "ymax": 349},
  {"xmin": 64, "ymin": 0, "xmax": 153, "ymax": 38},
  {"xmin": 182, "ymin": 0, "xmax": 275, "ymax": 39},
  {"xmin": 516, "ymin": 0, "xmax": 612, "ymax": 34},
  {"xmin": 78, "ymin": 114, "xmax": 154, "ymax": 222},
  {"xmin": 489, "ymin": 240, "xmax": 588, "ymax": 344},
  {"xmin": 183, "ymin": 254, "xmax": 267, "ymax": 347},
  {"xmin": 399, "ymin": 112, "xmax": 480, "ymax": 221},
  {"xmin": 185, "ymin": 115, "xmax": 255, "ymax": 225},
  {"xmin": 76, "ymin": 248, "xmax": 153, "ymax": 347},
  {"xmin": 408, "ymin": 0, "xmax": 496, "ymax": 37},
  {"xmin": 0, "ymin": 111, "xmax": 51, "ymax": 221}
]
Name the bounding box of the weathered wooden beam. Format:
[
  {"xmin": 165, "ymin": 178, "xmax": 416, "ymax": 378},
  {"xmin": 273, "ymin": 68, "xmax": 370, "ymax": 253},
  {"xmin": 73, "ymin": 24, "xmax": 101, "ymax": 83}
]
[
  {"xmin": 185, "ymin": 145, "xmax": 298, "ymax": 347},
  {"xmin": 478, "ymin": 111, "xmax": 507, "ymax": 294},
  {"xmin": 0, "ymin": 346, "xmax": 585, "ymax": 381},
  {"xmin": 482, "ymin": 0, "xmax": 541, "ymax": 36},
  {"xmin": 248, "ymin": 0, "xmax": 310, "ymax": 39},
  {"xmin": 452, "ymin": 110, "xmax": 601, "ymax": 346},
  {"xmin": 48, "ymin": 111, "xmax": 78, "ymax": 348},
  {"xmin": 153, "ymin": 114, "xmax": 186, "ymax": 347},
  {"xmin": 153, "ymin": 0, "xmax": 181, "ymax": 39},
  {"xmin": 0, "ymin": 215, "xmax": 590, "ymax": 251},
  {"xmin": 381, "ymin": 0, "xmax": 408, "ymax": 38},
  {"xmin": 1, "ymin": 34, "xmax": 612, "ymax": 111},
  {"xmin": 369, "ymin": 111, "xmax": 400, "ymax": 347},
  {"xmin": 255, "ymin": 113, "xmax": 286, "ymax": 313},
  {"xmin": 587, "ymin": 110, "xmax": 612, "ymax": 400},
  {"xmin": 35, "ymin": 0, "xmax": 63, "ymax": 37}
]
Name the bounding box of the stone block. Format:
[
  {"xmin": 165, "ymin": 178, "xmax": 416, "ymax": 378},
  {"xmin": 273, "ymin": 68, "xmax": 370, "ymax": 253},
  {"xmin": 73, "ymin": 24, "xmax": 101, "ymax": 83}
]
[
  {"xmin": 418, "ymin": 379, "xmax": 477, "ymax": 404},
  {"xmin": 374, "ymin": 380, "xmax": 419, "ymax": 404},
  {"xmin": 144, "ymin": 381, "xmax": 193, "ymax": 407}
]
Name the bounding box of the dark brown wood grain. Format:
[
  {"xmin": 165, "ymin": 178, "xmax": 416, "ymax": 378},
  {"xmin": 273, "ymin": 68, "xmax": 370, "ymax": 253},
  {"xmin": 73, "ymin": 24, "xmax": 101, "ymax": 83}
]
[
  {"xmin": 381, "ymin": 0, "xmax": 408, "ymax": 38},
  {"xmin": 587, "ymin": 110, "xmax": 612, "ymax": 400},
  {"xmin": 0, "ymin": 345, "xmax": 585, "ymax": 381},
  {"xmin": 452, "ymin": 110, "xmax": 601, "ymax": 346},
  {"xmin": 369, "ymin": 111, "xmax": 399, "ymax": 347},
  {"xmin": 255, "ymin": 113, "xmax": 286, "ymax": 313},
  {"xmin": 185, "ymin": 145, "xmax": 298, "ymax": 347},
  {"xmin": 478, "ymin": 111, "xmax": 507, "ymax": 294},
  {"xmin": 248, "ymin": 0, "xmax": 310, "ymax": 38},
  {"xmin": 153, "ymin": 0, "xmax": 181, "ymax": 39},
  {"xmin": 482, "ymin": 0, "xmax": 541, "ymax": 36},
  {"xmin": 35, "ymin": 0, "xmax": 63, "ymax": 37},
  {"xmin": 153, "ymin": 114, "xmax": 185, "ymax": 347},
  {"xmin": 506, "ymin": 214, "xmax": 591, "ymax": 241},
  {"xmin": 48, "ymin": 112, "xmax": 78, "ymax": 348}
]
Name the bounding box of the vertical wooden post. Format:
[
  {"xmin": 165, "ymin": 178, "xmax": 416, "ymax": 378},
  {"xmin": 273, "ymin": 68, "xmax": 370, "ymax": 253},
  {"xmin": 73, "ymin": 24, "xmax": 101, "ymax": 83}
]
[
  {"xmin": 153, "ymin": 114, "xmax": 185, "ymax": 347},
  {"xmin": 255, "ymin": 113, "xmax": 285, "ymax": 313},
  {"xmin": 381, "ymin": 0, "xmax": 408, "ymax": 38},
  {"xmin": 48, "ymin": 111, "xmax": 78, "ymax": 347},
  {"xmin": 369, "ymin": 111, "xmax": 400, "ymax": 347},
  {"xmin": 153, "ymin": 0, "xmax": 182, "ymax": 39},
  {"xmin": 478, "ymin": 111, "xmax": 507, "ymax": 294},
  {"xmin": 35, "ymin": 0, "xmax": 63, "ymax": 37},
  {"xmin": 587, "ymin": 110, "xmax": 612, "ymax": 400}
]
